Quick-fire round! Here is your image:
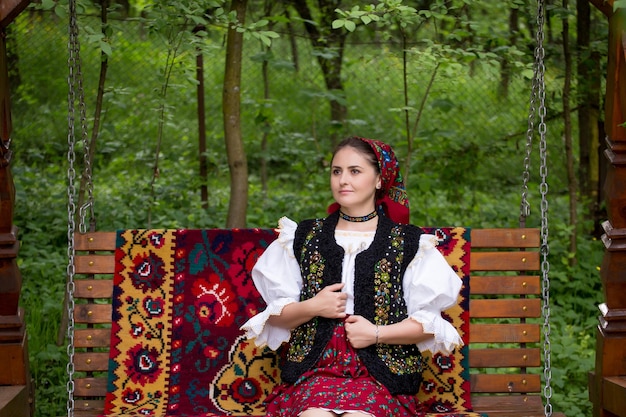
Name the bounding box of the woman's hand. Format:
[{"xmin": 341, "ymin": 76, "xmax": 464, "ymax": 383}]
[
  {"xmin": 312, "ymin": 282, "xmax": 347, "ymax": 319},
  {"xmin": 344, "ymin": 315, "xmax": 377, "ymax": 348},
  {"xmin": 344, "ymin": 316, "xmax": 432, "ymax": 348},
  {"xmin": 267, "ymin": 283, "xmax": 347, "ymax": 329}
]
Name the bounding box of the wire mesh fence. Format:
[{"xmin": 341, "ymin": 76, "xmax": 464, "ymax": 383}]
[{"xmin": 9, "ymin": 7, "xmax": 564, "ymax": 228}]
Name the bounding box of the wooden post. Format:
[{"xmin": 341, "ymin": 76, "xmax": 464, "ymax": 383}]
[
  {"xmin": 0, "ymin": 1, "xmax": 33, "ymax": 416},
  {"xmin": 589, "ymin": 2, "xmax": 626, "ymax": 416}
]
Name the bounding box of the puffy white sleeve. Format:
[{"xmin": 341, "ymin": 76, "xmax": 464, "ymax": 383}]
[
  {"xmin": 240, "ymin": 217, "xmax": 302, "ymax": 350},
  {"xmin": 404, "ymin": 233, "xmax": 464, "ymax": 355}
]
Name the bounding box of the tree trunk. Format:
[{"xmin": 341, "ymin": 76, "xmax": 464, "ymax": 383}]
[
  {"xmin": 289, "ymin": 0, "xmax": 348, "ymax": 147},
  {"xmin": 562, "ymin": 0, "xmax": 578, "ymax": 264},
  {"xmin": 223, "ymin": 0, "xmax": 248, "ymax": 228},
  {"xmin": 577, "ymin": 0, "xmax": 602, "ymax": 234},
  {"xmin": 77, "ymin": 0, "xmax": 109, "ymax": 232},
  {"xmin": 499, "ymin": 6, "xmax": 519, "ymax": 98},
  {"xmin": 285, "ymin": 7, "xmax": 299, "ymax": 72},
  {"xmin": 197, "ymin": 49, "xmax": 208, "ymax": 209}
]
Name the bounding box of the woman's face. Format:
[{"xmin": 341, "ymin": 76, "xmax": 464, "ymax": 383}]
[{"xmin": 330, "ymin": 146, "xmax": 381, "ymax": 214}]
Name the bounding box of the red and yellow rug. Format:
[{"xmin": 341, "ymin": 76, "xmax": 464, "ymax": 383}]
[{"xmin": 104, "ymin": 227, "xmax": 480, "ymax": 416}]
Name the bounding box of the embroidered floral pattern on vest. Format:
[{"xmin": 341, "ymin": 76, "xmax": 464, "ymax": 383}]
[
  {"xmin": 288, "ymin": 221, "xmax": 325, "ymax": 363},
  {"xmin": 372, "ymin": 225, "xmax": 423, "ymax": 376},
  {"xmin": 285, "ymin": 213, "xmax": 424, "ymax": 394}
]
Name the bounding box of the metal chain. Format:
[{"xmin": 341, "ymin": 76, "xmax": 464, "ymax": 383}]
[
  {"xmin": 66, "ymin": 0, "xmax": 80, "ymax": 415},
  {"xmin": 529, "ymin": 1, "xmax": 553, "ymax": 416},
  {"xmin": 519, "ymin": 49, "xmax": 538, "ymax": 225},
  {"xmin": 78, "ymin": 54, "xmax": 95, "ymax": 234},
  {"xmin": 519, "ymin": 2, "xmax": 552, "ymax": 416}
]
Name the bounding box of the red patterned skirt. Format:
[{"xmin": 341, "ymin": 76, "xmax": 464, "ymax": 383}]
[{"xmin": 264, "ymin": 319, "xmax": 424, "ymax": 417}]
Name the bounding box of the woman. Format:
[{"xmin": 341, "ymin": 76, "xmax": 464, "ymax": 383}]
[{"xmin": 241, "ymin": 136, "xmax": 463, "ymax": 417}]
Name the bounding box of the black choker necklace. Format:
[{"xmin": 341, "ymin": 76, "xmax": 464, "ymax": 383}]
[{"xmin": 339, "ymin": 210, "xmax": 378, "ymax": 222}]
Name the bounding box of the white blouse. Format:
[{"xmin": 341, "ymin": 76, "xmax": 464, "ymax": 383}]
[{"xmin": 241, "ymin": 217, "xmax": 464, "ymax": 355}]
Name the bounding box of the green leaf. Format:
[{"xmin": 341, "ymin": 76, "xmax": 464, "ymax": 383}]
[
  {"xmin": 332, "ymin": 19, "xmax": 345, "ymax": 29},
  {"xmin": 100, "ymin": 41, "xmax": 113, "ymax": 57},
  {"xmin": 40, "ymin": 0, "xmax": 56, "ymax": 10}
]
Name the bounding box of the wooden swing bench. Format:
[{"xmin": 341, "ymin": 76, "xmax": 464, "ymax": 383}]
[{"xmin": 68, "ymin": 226, "xmax": 564, "ymax": 417}]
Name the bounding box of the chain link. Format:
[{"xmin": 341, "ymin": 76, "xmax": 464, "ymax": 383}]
[
  {"xmin": 66, "ymin": 0, "xmax": 81, "ymax": 415},
  {"xmin": 520, "ymin": 2, "xmax": 552, "ymax": 416},
  {"xmin": 78, "ymin": 50, "xmax": 95, "ymax": 234},
  {"xmin": 519, "ymin": 56, "xmax": 537, "ymax": 225},
  {"xmin": 532, "ymin": 1, "xmax": 552, "ymax": 416}
]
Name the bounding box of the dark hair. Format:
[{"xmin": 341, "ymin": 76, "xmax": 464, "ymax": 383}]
[
  {"xmin": 332, "ymin": 136, "xmax": 384, "ymax": 199},
  {"xmin": 332, "ymin": 136, "xmax": 380, "ymax": 174}
]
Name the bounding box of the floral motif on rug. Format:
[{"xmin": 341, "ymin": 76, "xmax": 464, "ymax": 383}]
[
  {"xmin": 105, "ymin": 228, "xmax": 279, "ymax": 416},
  {"xmin": 104, "ymin": 227, "xmax": 480, "ymax": 417},
  {"xmin": 417, "ymin": 227, "xmax": 479, "ymax": 416}
]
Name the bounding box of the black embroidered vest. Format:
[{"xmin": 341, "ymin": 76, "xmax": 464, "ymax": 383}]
[{"xmin": 281, "ymin": 210, "xmax": 425, "ymax": 395}]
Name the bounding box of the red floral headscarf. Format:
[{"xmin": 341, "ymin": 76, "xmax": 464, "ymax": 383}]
[{"xmin": 328, "ymin": 136, "xmax": 410, "ymax": 224}]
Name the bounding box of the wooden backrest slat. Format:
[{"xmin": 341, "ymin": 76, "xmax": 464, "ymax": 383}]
[
  {"xmin": 75, "ymin": 255, "xmax": 115, "ymax": 275},
  {"xmin": 470, "ymin": 228, "xmax": 540, "ymax": 248},
  {"xmin": 79, "ymin": 229, "xmax": 540, "ymax": 249},
  {"xmin": 75, "ymin": 232, "xmax": 117, "ymax": 251},
  {"xmin": 74, "ymin": 280, "xmax": 113, "ymax": 299},
  {"xmin": 74, "ymin": 329, "xmax": 110, "ymax": 349},
  {"xmin": 469, "ymin": 348, "xmax": 541, "ymax": 368},
  {"xmin": 470, "ymin": 374, "xmax": 541, "ymax": 393},
  {"xmin": 74, "ymin": 352, "xmax": 109, "ymax": 372},
  {"xmin": 73, "ymin": 399, "xmax": 106, "ymax": 414},
  {"xmin": 470, "ymin": 251, "xmax": 540, "ymax": 271},
  {"xmin": 74, "ymin": 377, "xmax": 108, "ymax": 397},
  {"xmin": 74, "ymin": 304, "xmax": 112, "ymax": 324},
  {"xmin": 470, "ymin": 395, "xmax": 544, "ymax": 413},
  {"xmin": 470, "ymin": 323, "xmax": 540, "ymax": 343},
  {"xmin": 70, "ymin": 227, "xmax": 545, "ymax": 408},
  {"xmin": 471, "ymin": 276, "xmax": 540, "ymax": 295},
  {"xmin": 470, "ymin": 299, "xmax": 541, "ymax": 318}
]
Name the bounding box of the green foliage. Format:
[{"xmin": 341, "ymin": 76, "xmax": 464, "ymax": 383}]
[{"xmin": 12, "ymin": 3, "xmax": 607, "ymax": 416}]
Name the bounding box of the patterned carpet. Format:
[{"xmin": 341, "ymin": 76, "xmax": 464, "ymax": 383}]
[{"xmin": 103, "ymin": 227, "xmax": 481, "ymax": 416}]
